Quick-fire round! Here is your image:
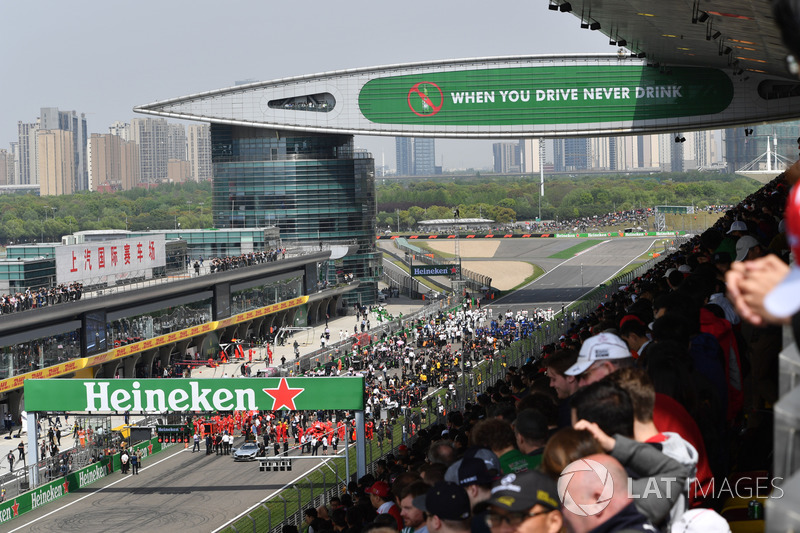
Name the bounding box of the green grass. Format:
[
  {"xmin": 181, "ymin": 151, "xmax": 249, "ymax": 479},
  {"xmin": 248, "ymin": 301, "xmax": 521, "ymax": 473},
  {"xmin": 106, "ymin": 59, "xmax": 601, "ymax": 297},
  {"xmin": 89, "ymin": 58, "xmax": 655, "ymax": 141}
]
[{"xmin": 547, "ymin": 240, "xmax": 602, "ymax": 259}]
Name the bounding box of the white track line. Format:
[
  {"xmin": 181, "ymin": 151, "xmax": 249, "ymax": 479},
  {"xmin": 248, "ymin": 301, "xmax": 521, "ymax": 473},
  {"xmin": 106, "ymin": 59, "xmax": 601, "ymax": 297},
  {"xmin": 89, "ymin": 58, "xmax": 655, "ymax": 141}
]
[
  {"xmin": 212, "ymin": 453, "xmax": 342, "ymax": 533},
  {"xmin": 7, "ymin": 446, "xmax": 184, "ymax": 533}
]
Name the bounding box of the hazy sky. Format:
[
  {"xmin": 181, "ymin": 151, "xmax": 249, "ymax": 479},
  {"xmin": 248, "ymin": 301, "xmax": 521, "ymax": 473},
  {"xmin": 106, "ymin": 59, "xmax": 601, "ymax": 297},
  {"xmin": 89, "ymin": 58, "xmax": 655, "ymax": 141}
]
[{"xmin": 1, "ymin": 0, "xmax": 610, "ymax": 170}]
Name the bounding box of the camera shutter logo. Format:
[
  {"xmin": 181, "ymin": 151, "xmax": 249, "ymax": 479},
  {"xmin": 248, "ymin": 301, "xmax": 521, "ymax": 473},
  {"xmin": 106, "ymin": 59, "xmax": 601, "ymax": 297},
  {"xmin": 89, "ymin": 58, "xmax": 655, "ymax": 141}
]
[{"xmin": 558, "ymin": 459, "xmax": 614, "ymax": 516}]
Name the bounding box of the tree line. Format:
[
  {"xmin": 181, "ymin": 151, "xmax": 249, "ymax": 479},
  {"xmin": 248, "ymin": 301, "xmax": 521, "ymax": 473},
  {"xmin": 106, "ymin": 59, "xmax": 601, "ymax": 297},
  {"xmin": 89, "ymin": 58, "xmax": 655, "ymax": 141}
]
[
  {"xmin": 376, "ymin": 171, "xmax": 760, "ymax": 230},
  {"xmin": 0, "ymin": 172, "xmax": 761, "ymax": 243},
  {"xmin": 0, "ymin": 181, "xmax": 213, "ymax": 244}
]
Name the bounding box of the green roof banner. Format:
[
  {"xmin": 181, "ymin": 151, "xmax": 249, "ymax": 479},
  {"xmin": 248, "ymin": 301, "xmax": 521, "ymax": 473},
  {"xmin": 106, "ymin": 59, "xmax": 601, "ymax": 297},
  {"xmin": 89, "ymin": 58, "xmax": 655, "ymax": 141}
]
[
  {"xmin": 358, "ymin": 65, "xmax": 733, "ymax": 126},
  {"xmin": 24, "ymin": 378, "xmax": 365, "ymax": 413}
]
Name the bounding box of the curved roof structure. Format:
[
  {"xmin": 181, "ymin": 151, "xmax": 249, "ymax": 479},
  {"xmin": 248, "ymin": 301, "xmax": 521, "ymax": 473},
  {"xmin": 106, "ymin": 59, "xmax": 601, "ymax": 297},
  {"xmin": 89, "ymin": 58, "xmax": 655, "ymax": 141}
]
[{"xmin": 136, "ymin": 52, "xmax": 800, "ymax": 139}]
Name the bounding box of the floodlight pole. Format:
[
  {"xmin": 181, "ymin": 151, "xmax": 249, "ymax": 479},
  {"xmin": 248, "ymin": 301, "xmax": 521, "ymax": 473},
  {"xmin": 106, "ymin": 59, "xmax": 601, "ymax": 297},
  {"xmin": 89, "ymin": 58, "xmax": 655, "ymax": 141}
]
[
  {"xmin": 539, "ymin": 138, "xmax": 545, "ymax": 222},
  {"xmin": 27, "ymin": 411, "xmax": 39, "ymax": 488}
]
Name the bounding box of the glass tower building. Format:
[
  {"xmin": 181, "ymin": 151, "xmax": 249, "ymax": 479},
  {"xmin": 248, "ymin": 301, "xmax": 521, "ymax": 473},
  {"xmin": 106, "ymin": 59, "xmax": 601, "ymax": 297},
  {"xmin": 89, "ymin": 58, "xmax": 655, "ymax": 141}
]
[{"xmin": 210, "ymin": 125, "xmax": 380, "ymax": 304}]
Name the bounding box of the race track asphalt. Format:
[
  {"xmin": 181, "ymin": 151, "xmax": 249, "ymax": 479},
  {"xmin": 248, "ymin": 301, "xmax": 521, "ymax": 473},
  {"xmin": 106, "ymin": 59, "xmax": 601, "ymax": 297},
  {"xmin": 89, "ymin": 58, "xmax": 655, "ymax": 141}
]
[
  {"xmin": 8, "ymin": 441, "xmax": 336, "ymax": 533},
  {"xmin": 486, "ymin": 236, "xmax": 658, "ymax": 311}
]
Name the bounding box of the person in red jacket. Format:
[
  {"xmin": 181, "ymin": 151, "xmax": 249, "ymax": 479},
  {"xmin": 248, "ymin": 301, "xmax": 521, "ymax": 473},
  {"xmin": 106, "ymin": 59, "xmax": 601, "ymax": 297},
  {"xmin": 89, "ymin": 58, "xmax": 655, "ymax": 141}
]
[{"xmin": 366, "ymin": 481, "xmax": 403, "ymax": 530}]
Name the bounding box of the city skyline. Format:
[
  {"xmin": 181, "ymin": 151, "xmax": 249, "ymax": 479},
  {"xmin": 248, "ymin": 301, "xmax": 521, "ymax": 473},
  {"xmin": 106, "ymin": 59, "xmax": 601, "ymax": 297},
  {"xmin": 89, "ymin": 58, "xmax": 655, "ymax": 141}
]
[{"xmin": 1, "ymin": 0, "xmax": 612, "ymax": 171}]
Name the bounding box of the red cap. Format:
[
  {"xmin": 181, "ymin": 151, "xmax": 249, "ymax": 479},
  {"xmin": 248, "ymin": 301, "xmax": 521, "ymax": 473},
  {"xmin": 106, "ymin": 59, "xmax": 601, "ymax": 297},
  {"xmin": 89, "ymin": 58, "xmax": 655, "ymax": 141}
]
[{"xmin": 365, "ymin": 480, "xmax": 391, "ymax": 498}]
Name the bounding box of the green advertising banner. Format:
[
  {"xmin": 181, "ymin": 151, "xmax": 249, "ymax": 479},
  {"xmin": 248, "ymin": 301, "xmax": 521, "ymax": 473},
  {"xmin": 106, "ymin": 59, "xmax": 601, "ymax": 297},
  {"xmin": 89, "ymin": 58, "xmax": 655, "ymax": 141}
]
[
  {"xmin": 0, "ymin": 437, "xmax": 168, "ymax": 526},
  {"xmin": 24, "ymin": 378, "xmax": 365, "ymax": 413},
  {"xmin": 411, "ymin": 264, "xmax": 460, "ymax": 277},
  {"xmin": 358, "ymin": 65, "xmax": 733, "ymax": 125}
]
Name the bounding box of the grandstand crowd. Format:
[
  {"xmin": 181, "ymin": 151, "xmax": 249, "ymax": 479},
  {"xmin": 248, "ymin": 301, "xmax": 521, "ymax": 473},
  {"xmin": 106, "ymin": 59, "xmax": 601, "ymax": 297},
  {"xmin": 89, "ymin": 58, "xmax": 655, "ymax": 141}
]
[
  {"xmin": 272, "ymin": 164, "xmax": 800, "ymax": 533},
  {"xmin": 0, "ymin": 283, "xmax": 83, "ymax": 314},
  {"xmin": 192, "ymin": 248, "xmax": 287, "ymax": 275}
]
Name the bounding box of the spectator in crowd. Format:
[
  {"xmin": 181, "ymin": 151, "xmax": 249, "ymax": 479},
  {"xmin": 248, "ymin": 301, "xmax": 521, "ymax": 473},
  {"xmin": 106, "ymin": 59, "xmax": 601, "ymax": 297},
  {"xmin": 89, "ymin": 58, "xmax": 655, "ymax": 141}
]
[
  {"xmin": 412, "ymin": 482, "xmax": 471, "ymax": 533},
  {"xmin": 572, "ymin": 389, "xmax": 689, "ymax": 530},
  {"xmin": 540, "ymin": 427, "xmax": 603, "ymax": 480},
  {"xmin": 512, "ymin": 409, "xmax": 548, "ymax": 466},
  {"xmin": 398, "ymin": 481, "xmax": 430, "ymax": 533},
  {"xmin": 563, "ymin": 332, "xmax": 635, "ymax": 386},
  {"xmin": 541, "ymin": 348, "xmax": 580, "ymax": 428},
  {"xmin": 558, "ymin": 453, "xmax": 655, "ymax": 533},
  {"xmin": 471, "ymin": 418, "xmax": 539, "ymax": 475},
  {"xmin": 366, "ymin": 480, "xmax": 403, "ymax": 530},
  {"xmin": 477, "ymin": 469, "xmax": 563, "ymax": 533}
]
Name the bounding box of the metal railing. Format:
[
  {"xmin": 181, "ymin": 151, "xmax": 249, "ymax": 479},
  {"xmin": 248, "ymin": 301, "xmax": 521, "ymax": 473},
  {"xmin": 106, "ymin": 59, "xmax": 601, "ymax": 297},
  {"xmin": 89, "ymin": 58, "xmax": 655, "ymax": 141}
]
[{"xmin": 392, "ymin": 238, "xmax": 491, "ymax": 294}]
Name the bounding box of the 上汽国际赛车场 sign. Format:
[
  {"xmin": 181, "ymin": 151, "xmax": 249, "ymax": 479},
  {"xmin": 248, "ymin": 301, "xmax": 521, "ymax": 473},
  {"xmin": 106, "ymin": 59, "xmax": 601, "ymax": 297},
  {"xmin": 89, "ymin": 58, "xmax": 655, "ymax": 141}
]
[
  {"xmin": 24, "ymin": 378, "xmax": 365, "ymax": 413},
  {"xmin": 358, "ymin": 65, "xmax": 733, "ymax": 126}
]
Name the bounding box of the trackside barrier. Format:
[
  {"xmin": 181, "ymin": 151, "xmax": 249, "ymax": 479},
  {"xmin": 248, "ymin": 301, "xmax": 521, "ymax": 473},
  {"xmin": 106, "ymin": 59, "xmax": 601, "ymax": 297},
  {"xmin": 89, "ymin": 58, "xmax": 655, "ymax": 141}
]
[{"xmin": 0, "ymin": 437, "xmax": 173, "ymax": 526}]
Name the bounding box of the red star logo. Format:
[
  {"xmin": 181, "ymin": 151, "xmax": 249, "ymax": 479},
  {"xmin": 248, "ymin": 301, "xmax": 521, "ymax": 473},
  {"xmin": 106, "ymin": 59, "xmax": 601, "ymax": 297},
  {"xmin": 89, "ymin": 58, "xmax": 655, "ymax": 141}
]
[
  {"xmin": 263, "ymin": 378, "xmax": 304, "ymax": 410},
  {"xmin": 450, "ymin": 267, "xmax": 457, "ymax": 274},
  {"xmin": 62, "ymin": 481, "xmax": 69, "ymax": 493},
  {"xmin": 11, "ymin": 499, "xmax": 19, "ymax": 516}
]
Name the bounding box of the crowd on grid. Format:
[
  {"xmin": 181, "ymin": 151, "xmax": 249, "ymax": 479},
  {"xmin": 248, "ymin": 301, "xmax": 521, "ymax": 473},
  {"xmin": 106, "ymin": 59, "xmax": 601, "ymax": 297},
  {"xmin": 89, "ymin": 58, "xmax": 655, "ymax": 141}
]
[
  {"xmin": 272, "ymin": 168, "xmax": 800, "ymax": 533},
  {"xmin": 191, "ymin": 248, "xmax": 287, "ymax": 276},
  {"xmin": 0, "ymin": 283, "xmax": 83, "ymax": 315}
]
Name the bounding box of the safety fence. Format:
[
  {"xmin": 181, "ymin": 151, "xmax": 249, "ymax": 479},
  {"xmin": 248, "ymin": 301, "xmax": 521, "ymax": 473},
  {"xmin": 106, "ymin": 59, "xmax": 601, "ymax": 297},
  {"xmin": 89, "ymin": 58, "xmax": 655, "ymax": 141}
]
[
  {"xmin": 224, "ymin": 322, "xmax": 538, "ymax": 533},
  {"xmin": 0, "ymin": 435, "xmax": 174, "ymax": 527},
  {"xmin": 0, "ymin": 414, "xmax": 161, "ymax": 502},
  {"xmin": 381, "ymin": 259, "xmax": 428, "ymax": 299},
  {"xmin": 392, "ymin": 238, "xmax": 492, "ymax": 294}
]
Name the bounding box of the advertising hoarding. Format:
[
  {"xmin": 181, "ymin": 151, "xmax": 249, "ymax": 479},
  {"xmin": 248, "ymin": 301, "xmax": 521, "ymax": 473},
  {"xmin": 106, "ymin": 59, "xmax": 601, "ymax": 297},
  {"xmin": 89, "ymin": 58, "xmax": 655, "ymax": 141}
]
[
  {"xmin": 55, "ymin": 235, "xmax": 166, "ymax": 284},
  {"xmin": 24, "ymin": 377, "xmax": 365, "ymax": 412},
  {"xmin": 359, "ymin": 65, "xmax": 733, "ymax": 126}
]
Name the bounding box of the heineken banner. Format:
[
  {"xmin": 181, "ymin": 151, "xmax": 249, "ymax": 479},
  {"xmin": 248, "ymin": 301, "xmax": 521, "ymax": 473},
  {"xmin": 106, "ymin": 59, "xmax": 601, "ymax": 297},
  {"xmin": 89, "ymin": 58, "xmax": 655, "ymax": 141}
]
[
  {"xmin": 359, "ymin": 65, "xmax": 733, "ymax": 126},
  {"xmin": 24, "ymin": 378, "xmax": 365, "ymax": 413},
  {"xmin": 411, "ymin": 264, "xmax": 460, "ymax": 277}
]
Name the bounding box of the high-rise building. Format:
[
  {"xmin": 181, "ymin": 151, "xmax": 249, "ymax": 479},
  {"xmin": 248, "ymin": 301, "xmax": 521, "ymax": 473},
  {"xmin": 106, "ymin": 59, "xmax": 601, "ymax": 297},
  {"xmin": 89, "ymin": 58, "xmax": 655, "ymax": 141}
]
[
  {"xmin": 37, "ymin": 129, "xmax": 75, "ymax": 196},
  {"xmin": 492, "ymin": 142, "xmax": 519, "ymax": 173},
  {"xmin": 562, "ymin": 138, "xmax": 589, "ymax": 171},
  {"xmin": 17, "ymin": 121, "xmax": 39, "ymax": 185},
  {"xmin": 187, "ymin": 124, "xmax": 212, "ymax": 181},
  {"xmin": 168, "ymin": 123, "xmax": 187, "ymax": 161},
  {"xmin": 0, "ymin": 149, "xmax": 11, "ymax": 186},
  {"xmin": 167, "ymin": 159, "xmax": 191, "ymax": 182},
  {"xmin": 40, "ymin": 108, "xmax": 89, "ymax": 192},
  {"xmin": 395, "ymin": 137, "xmax": 413, "ymax": 176},
  {"xmin": 413, "ymin": 138, "xmax": 435, "ymax": 175},
  {"xmin": 89, "ymin": 133, "xmax": 140, "ymax": 191},
  {"xmin": 518, "ymin": 139, "xmax": 543, "ymax": 174},
  {"xmin": 9, "ymin": 142, "xmax": 20, "ymax": 184},
  {"xmin": 131, "ymin": 117, "xmax": 169, "ymax": 183},
  {"xmin": 209, "ymin": 125, "xmax": 379, "ymax": 304},
  {"xmin": 109, "ymin": 121, "xmax": 132, "ymax": 141}
]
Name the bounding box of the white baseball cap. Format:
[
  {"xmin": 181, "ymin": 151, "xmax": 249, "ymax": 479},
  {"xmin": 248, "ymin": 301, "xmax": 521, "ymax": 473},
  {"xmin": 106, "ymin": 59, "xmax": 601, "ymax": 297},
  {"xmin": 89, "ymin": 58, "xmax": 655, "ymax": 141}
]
[
  {"xmin": 564, "ymin": 332, "xmax": 631, "ymax": 376},
  {"xmin": 670, "ymin": 509, "xmax": 731, "ymax": 533},
  {"xmin": 727, "ymin": 220, "xmax": 747, "ymax": 234},
  {"xmin": 735, "ymin": 235, "xmax": 761, "ymax": 261}
]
